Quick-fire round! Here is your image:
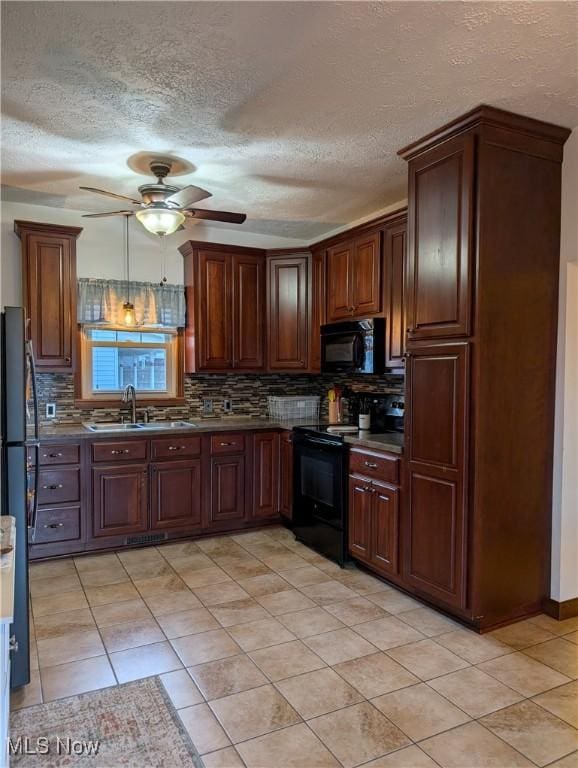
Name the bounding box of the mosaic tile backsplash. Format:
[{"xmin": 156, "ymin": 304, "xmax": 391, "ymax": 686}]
[{"xmin": 36, "ymin": 372, "xmax": 404, "ymax": 426}]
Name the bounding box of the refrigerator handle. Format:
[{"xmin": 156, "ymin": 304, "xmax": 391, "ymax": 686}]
[
  {"xmin": 26, "ymin": 340, "xmax": 39, "ymax": 441},
  {"xmin": 29, "ymin": 443, "xmax": 39, "ymax": 542}
]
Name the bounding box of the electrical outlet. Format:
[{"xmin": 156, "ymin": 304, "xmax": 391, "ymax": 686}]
[
  {"xmin": 46, "ymin": 403, "xmax": 56, "ymax": 419},
  {"xmin": 223, "ymin": 399, "xmax": 232, "ymax": 413},
  {"xmin": 202, "ymin": 398, "xmax": 213, "ymax": 415}
]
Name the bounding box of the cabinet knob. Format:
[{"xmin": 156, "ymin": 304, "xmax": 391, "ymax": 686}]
[
  {"xmin": 42, "ymin": 483, "xmax": 63, "ymax": 490},
  {"xmin": 44, "ymin": 522, "xmax": 64, "ymax": 529},
  {"xmin": 64, "ymin": 356, "xmax": 71, "ymax": 363}
]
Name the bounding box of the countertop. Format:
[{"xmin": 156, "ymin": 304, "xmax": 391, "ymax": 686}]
[
  {"xmin": 39, "ymin": 417, "xmax": 404, "ymax": 455},
  {"xmin": 0, "ymin": 517, "xmax": 16, "ymax": 625}
]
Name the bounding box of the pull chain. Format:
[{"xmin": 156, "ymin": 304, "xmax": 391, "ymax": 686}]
[{"xmin": 159, "ymin": 236, "xmax": 167, "ymax": 286}]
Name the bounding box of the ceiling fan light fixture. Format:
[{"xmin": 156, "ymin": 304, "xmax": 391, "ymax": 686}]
[{"xmin": 136, "ymin": 207, "xmax": 185, "ymax": 236}]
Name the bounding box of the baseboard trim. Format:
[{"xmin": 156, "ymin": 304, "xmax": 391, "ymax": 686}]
[{"xmin": 543, "ymin": 596, "xmax": 578, "ymax": 621}]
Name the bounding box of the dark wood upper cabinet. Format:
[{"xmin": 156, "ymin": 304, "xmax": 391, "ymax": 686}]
[
  {"xmin": 327, "ymin": 242, "xmax": 352, "ymax": 320},
  {"xmin": 150, "ymin": 459, "xmax": 202, "ymax": 532},
  {"xmin": 15, "ymin": 220, "xmax": 82, "ymax": 372},
  {"xmin": 267, "ymin": 253, "xmax": 309, "ymax": 370},
  {"xmin": 405, "ymin": 134, "xmax": 474, "ymax": 342},
  {"xmin": 91, "ymin": 464, "xmax": 148, "ymax": 538},
  {"xmin": 327, "ymin": 230, "xmax": 381, "ymax": 321},
  {"xmin": 180, "ymin": 242, "xmax": 265, "ymax": 373},
  {"xmin": 252, "ymin": 432, "xmax": 280, "ymax": 519},
  {"xmin": 233, "ymin": 254, "xmax": 265, "ymax": 370},
  {"xmin": 384, "ymin": 216, "xmax": 407, "ymax": 368},
  {"xmin": 309, "ymin": 248, "xmax": 326, "ymax": 372}
]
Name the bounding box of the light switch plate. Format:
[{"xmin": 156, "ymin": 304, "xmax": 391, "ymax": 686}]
[
  {"xmin": 223, "ymin": 399, "xmax": 232, "ymax": 413},
  {"xmin": 46, "ymin": 403, "xmax": 56, "ymax": 418}
]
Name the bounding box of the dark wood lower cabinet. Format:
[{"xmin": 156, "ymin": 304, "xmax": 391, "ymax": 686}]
[
  {"xmin": 209, "ymin": 454, "xmax": 246, "ymax": 526},
  {"xmin": 92, "ymin": 464, "xmax": 148, "ymax": 538},
  {"xmin": 150, "ymin": 459, "xmax": 202, "ymax": 532},
  {"xmin": 279, "ymin": 431, "xmax": 293, "ymax": 519},
  {"xmin": 252, "ymin": 432, "xmax": 280, "ymax": 520},
  {"xmin": 348, "ymin": 474, "xmax": 399, "ymax": 577}
]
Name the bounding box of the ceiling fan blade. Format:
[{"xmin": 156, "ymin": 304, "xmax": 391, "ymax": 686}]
[
  {"xmin": 165, "ymin": 185, "xmax": 212, "ymax": 208},
  {"xmin": 81, "ymin": 211, "xmax": 135, "ymax": 218},
  {"xmin": 79, "ymin": 186, "xmax": 141, "ymax": 205},
  {"xmin": 183, "ymin": 208, "xmax": 247, "ymax": 224}
]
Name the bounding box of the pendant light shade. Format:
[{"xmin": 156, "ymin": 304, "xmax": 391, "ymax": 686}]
[
  {"xmin": 135, "ymin": 207, "xmax": 185, "ymax": 236},
  {"xmin": 122, "ymin": 301, "xmax": 136, "ymax": 326}
]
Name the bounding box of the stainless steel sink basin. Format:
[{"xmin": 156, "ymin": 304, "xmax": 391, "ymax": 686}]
[
  {"xmin": 84, "ymin": 421, "xmax": 197, "ymax": 433},
  {"xmin": 84, "ymin": 423, "xmax": 144, "ymax": 432},
  {"xmin": 138, "ymin": 421, "xmax": 197, "ymax": 430}
]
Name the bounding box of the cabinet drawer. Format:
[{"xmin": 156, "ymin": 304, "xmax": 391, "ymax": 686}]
[
  {"xmin": 151, "ymin": 436, "xmax": 201, "ymax": 460},
  {"xmin": 210, "ymin": 433, "xmax": 246, "ymax": 454},
  {"xmin": 39, "ymin": 444, "xmax": 80, "ymax": 465},
  {"xmin": 92, "ymin": 440, "xmax": 147, "ymax": 463},
  {"xmin": 349, "ymin": 448, "xmax": 400, "ymax": 485},
  {"xmin": 33, "ymin": 506, "xmax": 81, "ymax": 543},
  {"xmin": 38, "ymin": 468, "xmax": 80, "ymax": 504}
]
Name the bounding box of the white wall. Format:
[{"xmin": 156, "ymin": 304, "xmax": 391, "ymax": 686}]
[
  {"xmin": 552, "ymin": 127, "xmax": 578, "ymax": 603},
  {"xmin": 0, "ymin": 200, "xmax": 310, "ymax": 307}
]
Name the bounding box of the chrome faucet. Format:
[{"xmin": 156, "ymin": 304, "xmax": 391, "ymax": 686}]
[{"xmin": 122, "ymin": 385, "xmax": 137, "ymax": 424}]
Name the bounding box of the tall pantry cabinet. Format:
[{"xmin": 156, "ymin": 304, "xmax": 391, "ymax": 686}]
[{"xmin": 399, "ymin": 106, "xmax": 570, "ymax": 629}]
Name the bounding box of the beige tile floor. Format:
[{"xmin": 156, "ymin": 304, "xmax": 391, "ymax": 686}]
[{"xmin": 12, "ymin": 526, "xmax": 578, "ymax": 768}]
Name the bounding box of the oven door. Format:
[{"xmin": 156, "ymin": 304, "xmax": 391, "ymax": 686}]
[
  {"xmin": 292, "ymin": 436, "xmax": 345, "ymax": 530},
  {"xmin": 321, "ymin": 331, "xmax": 365, "ymax": 373}
]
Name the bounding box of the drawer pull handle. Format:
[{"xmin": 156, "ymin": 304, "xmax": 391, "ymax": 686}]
[
  {"xmin": 111, "ymin": 449, "xmax": 130, "ymax": 455},
  {"xmin": 219, "ymin": 441, "xmax": 233, "ymax": 446},
  {"xmin": 44, "ymin": 452, "xmax": 63, "ymax": 458},
  {"xmin": 364, "ymin": 461, "xmax": 378, "ymax": 469},
  {"xmin": 355, "ymin": 486, "xmax": 369, "ymax": 493},
  {"xmin": 168, "ymin": 445, "xmax": 185, "ymax": 451},
  {"xmin": 42, "ymin": 484, "xmax": 63, "ymax": 490},
  {"xmin": 44, "ymin": 522, "xmax": 64, "ymax": 529}
]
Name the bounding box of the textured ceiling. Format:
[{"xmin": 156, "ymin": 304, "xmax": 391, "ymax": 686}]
[{"xmin": 2, "ymin": 1, "xmax": 577, "ymax": 242}]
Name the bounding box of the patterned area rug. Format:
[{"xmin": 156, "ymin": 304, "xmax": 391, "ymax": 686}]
[{"xmin": 9, "ymin": 677, "xmax": 203, "ymax": 767}]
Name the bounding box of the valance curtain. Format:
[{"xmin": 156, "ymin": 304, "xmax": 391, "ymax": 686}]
[{"xmin": 77, "ymin": 278, "xmax": 186, "ymax": 328}]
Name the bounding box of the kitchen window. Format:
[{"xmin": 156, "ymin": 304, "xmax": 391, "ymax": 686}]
[{"xmin": 78, "ymin": 327, "xmax": 183, "ymax": 403}]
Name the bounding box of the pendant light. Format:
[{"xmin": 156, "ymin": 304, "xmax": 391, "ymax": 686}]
[{"xmin": 122, "ymin": 215, "xmax": 136, "ymax": 326}]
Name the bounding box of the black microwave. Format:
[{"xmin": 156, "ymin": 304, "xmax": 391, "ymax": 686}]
[{"xmin": 321, "ymin": 318, "xmax": 385, "ymax": 374}]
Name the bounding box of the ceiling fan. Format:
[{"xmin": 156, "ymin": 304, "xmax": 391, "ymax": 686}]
[{"xmin": 80, "ymin": 160, "xmax": 247, "ymax": 236}]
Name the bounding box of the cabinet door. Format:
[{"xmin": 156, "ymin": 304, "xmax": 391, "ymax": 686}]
[
  {"xmin": 309, "ymin": 249, "xmax": 325, "ymax": 372},
  {"xmin": 279, "ymin": 432, "xmax": 293, "ymax": 519},
  {"xmin": 327, "ymin": 241, "xmax": 353, "ymax": 320},
  {"xmin": 384, "ymin": 218, "xmax": 407, "ymax": 368},
  {"xmin": 198, "ymin": 250, "xmax": 234, "ymax": 370},
  {"xmin": 150, "ymin": 459, "xmax": 202, "ymax": 532},
  {"xmin": 24, "ymin": 233, "xmax": 76, "ymax": 371},
  {"xmin": 233, "ymin": 254, "xmax": 265, "ymax": 370},
  {"xmin": 406, "ymin": 134, "xmax": 474, "ymax": 341},
  {"xmin": 209, "ymin": 455, "xmax": 246, "ymax": 525},
  {"xmin": 352, "ymin": 231, "xmax": 381, "ymax": 317},
  {"xmin": 267, "ymin": 256, "xmax": 309, "ymax": 370},
  {"xmin": 404, "ymin": 344, "xmax": 469, "ymax": 608},
  {"xmin": 348, "ymin": 476, "xmax": 372, "ymax": 562},
  {"xmin": 252, "ymin": 432, "xmax": 280, "ymax": 519},
  {"xmin": 92, "ymin": 464, "xmax": 148, "ymax": 538},
  {"xmin": 371, "ymin": 481, "xmax": 399, "ymax": 576}
]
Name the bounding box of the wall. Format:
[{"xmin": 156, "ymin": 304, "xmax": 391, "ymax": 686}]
[
  {"xmin": 35, "ymin": 372, "xmax": 404, "ymax": 426},
  {"xmin": 0, "ymin": 200, "xmax": 310, "ymax": 307},
  {"xmin": 552, "ymin": 126, "xmax": 578, "ymax": 603}
]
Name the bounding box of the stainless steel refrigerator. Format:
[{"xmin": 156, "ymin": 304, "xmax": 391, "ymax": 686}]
[{"xmin": 1, "ymin": 306, "xmax": 39, "ymax": 689}]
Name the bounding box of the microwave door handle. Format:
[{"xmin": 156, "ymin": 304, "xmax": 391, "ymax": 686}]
[{"xmin": 353, "ymin": 335, "xmax": 365, "ymax": 369}]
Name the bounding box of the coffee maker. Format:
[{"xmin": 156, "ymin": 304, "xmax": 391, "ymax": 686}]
[{"xmin": 348, "ymin": 391, "xmax": 404, "ymax": 433}]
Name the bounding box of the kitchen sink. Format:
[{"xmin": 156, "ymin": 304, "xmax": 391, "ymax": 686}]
[
  {"xmin": 84, "ymin": 421, "xmax": 197, "ymax": 432},
  {"xmin": 84, "ymin": 423, "xmax": 144, "ymax": 432},
  {"xmin": 138, "ymin": 421, "xmax": 197, "ymax": 430}
]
